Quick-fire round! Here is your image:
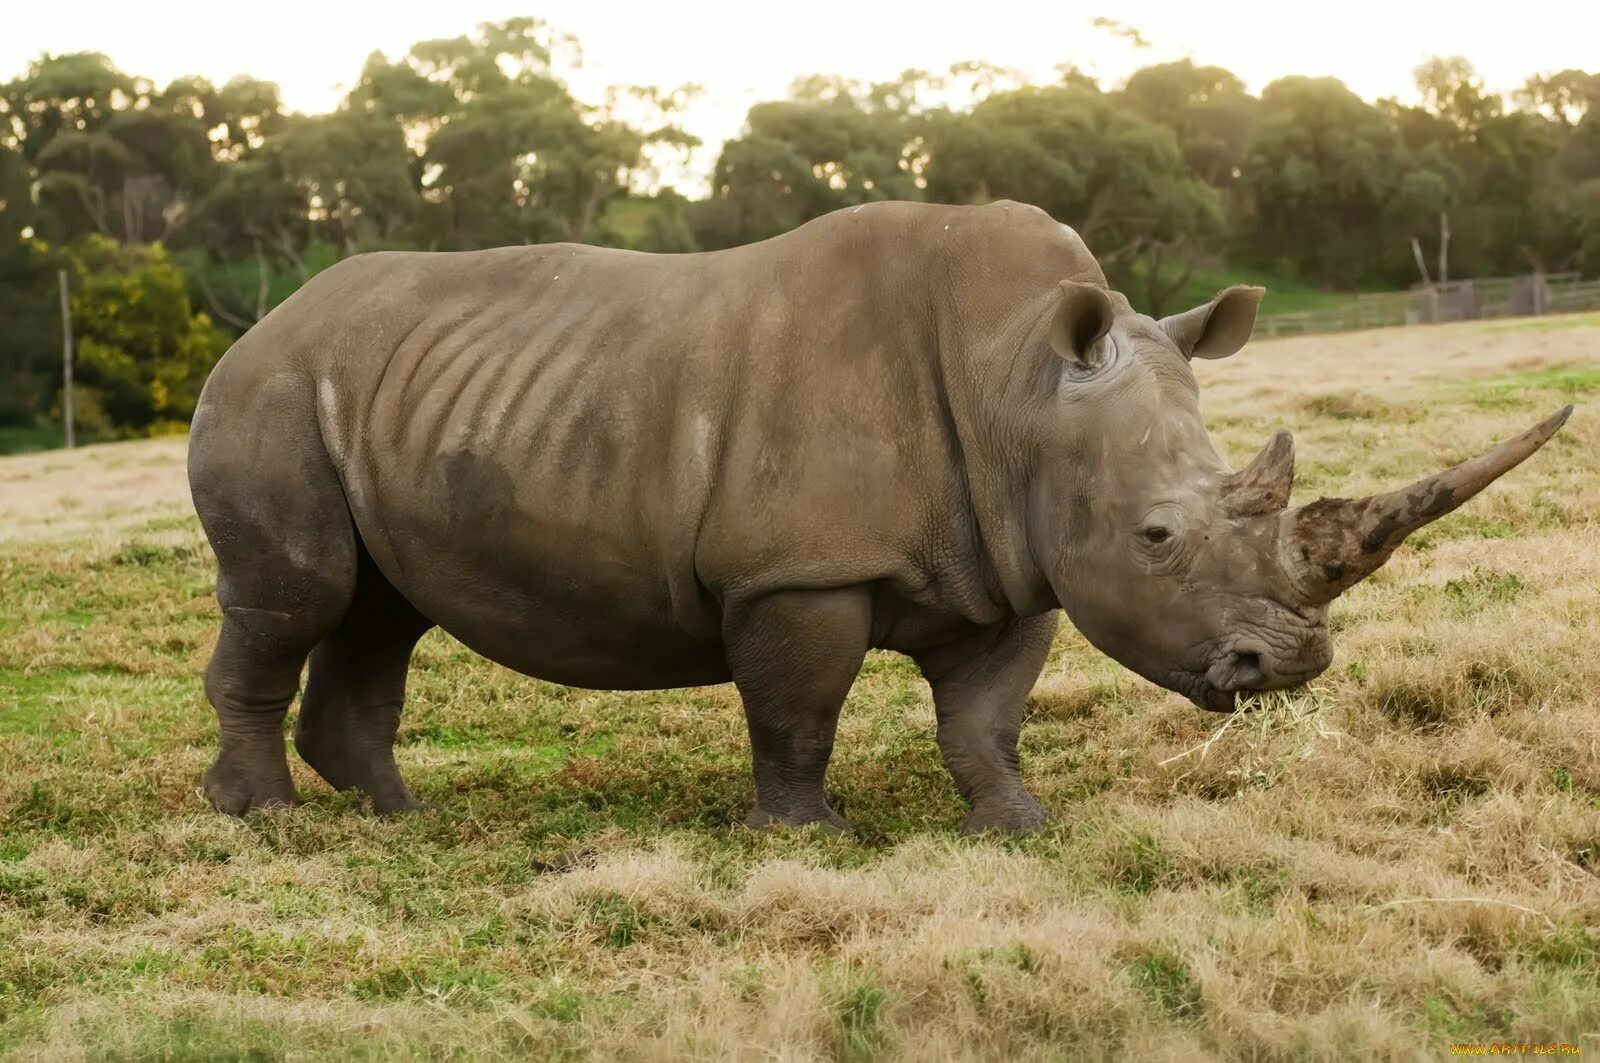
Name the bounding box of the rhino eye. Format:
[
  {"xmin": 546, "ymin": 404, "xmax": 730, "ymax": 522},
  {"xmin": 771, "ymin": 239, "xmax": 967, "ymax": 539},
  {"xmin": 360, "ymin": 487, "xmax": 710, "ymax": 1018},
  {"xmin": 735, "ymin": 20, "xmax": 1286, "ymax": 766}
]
[{"xmin": 1144, "ymin": 526, "xmax": 1171, "ymax": 544}]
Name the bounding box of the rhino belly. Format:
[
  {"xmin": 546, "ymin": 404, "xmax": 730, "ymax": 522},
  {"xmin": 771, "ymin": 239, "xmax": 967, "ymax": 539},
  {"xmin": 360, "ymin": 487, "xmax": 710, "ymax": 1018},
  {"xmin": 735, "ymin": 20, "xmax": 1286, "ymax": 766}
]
[
  {"xmin": 384, "ymin": 532, "xmax": 729, "ymax": 689},
  {"xmin": 347, "ymin": 463, "xmax": 729, "ymax": 692}
]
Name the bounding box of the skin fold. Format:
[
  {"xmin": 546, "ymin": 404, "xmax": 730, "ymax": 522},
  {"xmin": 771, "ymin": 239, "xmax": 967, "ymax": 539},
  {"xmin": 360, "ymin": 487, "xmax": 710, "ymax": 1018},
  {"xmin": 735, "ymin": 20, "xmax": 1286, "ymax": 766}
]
[{"xmin": 188, "ymin": 199, "xmax": 1570, "ymax": 833}]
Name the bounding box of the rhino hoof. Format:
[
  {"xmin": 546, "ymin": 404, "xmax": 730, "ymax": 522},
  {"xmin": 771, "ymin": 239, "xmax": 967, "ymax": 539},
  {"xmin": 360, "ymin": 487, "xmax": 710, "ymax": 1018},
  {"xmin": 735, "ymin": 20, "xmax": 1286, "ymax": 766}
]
[
  {"xmin": 960, "ymin": 795, "xmax": 1050, "ymax": 836},
  {"xmin": 371, "ymin": 791, "xmax": 426, "ymax": 815},
  {"xmin": 744, "ymin": 804, "xmax": 854, "ymax": 835},
  {"xmin": 203, "ymin": 762, "xmax": 300, "ymax": 817}
]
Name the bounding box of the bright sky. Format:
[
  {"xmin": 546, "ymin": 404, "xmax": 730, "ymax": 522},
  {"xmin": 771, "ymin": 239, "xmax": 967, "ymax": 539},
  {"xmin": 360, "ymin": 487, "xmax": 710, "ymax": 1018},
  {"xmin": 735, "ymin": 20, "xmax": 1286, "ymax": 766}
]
[{"xmin": 7, "ymin": 0, "xmax": 1600, "ymax": 190}]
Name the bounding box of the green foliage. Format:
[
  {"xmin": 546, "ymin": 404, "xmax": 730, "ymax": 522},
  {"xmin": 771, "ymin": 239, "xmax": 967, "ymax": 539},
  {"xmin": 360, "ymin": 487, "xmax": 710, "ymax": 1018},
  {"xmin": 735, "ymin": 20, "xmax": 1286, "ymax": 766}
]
[
  {"xmin": 0, "ymin": 236, "xmax": 61, "ymax": 427},
  {"xmin": 61, "ymin": 236, "xmax": 228, "ymax": 432},
  {"xmin": 692, "ymin": 79, "xmax": 922, "ymax": 249},
  {"xmin": 595, "ymin": 193, "xmax": 699, "ymax": 252},
  {"xmin": 1120, "ymin": 60, "xmax": 1256, "ymax": 189},
  {"xmin": 922, "ymin": 83, "xmax": 1223, "ymax": 263},
  {"xmin": 0, "ymin": 232, "xmax": 228, "ymax": 435},
  {"xmin": 1242, "ymin": 77, "xmax": 1418, "ymax": 287}
]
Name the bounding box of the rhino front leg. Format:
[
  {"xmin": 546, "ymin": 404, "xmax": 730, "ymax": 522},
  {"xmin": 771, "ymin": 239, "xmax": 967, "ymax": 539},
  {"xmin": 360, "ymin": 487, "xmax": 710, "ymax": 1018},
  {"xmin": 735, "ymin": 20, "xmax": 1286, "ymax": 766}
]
[
  {"xmin": 724, "ymin": 588, "xmax": 872, "ymax": 833},
  {"xmin": 913, "ymin": 614, "xmax": 1058, "ymax": 835}
]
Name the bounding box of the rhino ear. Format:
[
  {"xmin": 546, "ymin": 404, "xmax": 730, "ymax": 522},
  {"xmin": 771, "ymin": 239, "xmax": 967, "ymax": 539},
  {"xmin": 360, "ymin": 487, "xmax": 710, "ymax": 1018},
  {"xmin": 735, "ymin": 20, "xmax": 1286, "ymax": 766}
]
[
  {"xmin": 1049, "ymin": 280, "xmax": 1115, "ymax": 369},
  {"xmin": 1159, "ymin": 286, "xmax": 1265, "ymax": 360}
]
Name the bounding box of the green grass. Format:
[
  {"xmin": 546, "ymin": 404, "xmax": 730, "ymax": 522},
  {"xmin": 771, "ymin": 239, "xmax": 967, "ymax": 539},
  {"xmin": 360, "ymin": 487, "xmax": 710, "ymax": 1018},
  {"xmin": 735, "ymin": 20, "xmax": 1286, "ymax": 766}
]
[
  {"xmin": 1464, "ymin": 365, "xmax": 1600, "ymax": 409},
  {"xmin": 835, "ymin": 978, "xmax": 889, "ymax": 1061},
  {"xmin": 0, "ymin": 423, "xmax": 70, "ymax": 455},
  {"xmin": 1130, "ymin": 949, "xmax": 1204, "ymax": 1022},
  {"xmin": 1169, "ymin": 263, "xmax": 1354, "ymax": 317},
  {"xmin": 1438, "ymin": 569, "xmax": 1527, "ymax": 617}
]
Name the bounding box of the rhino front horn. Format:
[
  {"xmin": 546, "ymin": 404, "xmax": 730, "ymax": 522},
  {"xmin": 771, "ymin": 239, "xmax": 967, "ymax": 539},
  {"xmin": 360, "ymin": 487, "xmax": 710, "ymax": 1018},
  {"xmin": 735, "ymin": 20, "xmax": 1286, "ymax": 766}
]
[{"xmin": 1278, "ymin": 406, "xmax": 1573, "ymax": 604}]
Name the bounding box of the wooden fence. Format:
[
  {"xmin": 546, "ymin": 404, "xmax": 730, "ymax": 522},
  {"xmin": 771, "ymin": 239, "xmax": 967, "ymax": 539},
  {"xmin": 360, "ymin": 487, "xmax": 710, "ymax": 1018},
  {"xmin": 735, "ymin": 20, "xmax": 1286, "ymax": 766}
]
[{"xmin": 1254, "ymin": 273, "xmax": 1600, "ymax": 338}]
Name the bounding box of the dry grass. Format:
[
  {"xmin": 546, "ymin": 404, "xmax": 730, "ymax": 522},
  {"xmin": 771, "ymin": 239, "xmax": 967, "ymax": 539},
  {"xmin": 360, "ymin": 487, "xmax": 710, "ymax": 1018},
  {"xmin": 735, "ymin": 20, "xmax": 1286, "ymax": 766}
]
[
  {"xmin": 2, "ymin": 318, "xmax": 1598, "ymax": 1060},
  {"xmin": 0, "ymin": 436, "xmax": 188, "ymax": 542}
]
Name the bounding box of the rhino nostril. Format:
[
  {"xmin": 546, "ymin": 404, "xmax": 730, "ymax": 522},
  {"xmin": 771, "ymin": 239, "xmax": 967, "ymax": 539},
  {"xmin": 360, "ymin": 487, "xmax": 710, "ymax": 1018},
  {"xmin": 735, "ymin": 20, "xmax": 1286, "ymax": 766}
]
[{"xmin": 1232, "ymin": 651, "xmax": 1263, "ymax": 686}]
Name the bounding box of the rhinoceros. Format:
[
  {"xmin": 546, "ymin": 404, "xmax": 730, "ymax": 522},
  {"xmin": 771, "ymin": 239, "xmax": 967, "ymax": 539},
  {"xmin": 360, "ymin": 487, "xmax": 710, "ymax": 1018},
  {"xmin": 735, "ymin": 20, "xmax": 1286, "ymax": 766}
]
[{"xmin": 188, "ymin": 200, "xmax": 1570, "ymax": 833}]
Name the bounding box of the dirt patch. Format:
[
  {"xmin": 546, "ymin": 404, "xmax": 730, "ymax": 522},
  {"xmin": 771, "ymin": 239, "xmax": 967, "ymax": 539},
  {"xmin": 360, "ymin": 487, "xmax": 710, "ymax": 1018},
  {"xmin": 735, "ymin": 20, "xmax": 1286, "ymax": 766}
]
[
  {"xmin": 0, "ymin": 437, "xmax": 191, "ymax": 541},
  {"xmin": 1196, "ymin": 317, "xmax": 1600, "ymax": 403}
]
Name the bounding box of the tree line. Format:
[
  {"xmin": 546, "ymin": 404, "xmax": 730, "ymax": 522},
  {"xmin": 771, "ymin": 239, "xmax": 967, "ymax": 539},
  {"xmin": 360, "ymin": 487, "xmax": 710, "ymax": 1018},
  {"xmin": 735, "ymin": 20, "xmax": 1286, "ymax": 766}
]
[{"xmin": 2, "ymin": 18, "xmax": 1598, "ymax": 443}]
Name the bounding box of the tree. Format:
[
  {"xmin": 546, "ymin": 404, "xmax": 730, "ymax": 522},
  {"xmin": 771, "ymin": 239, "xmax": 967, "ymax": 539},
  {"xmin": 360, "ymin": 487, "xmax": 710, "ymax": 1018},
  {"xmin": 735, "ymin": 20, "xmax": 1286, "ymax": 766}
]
[
  {"xmin": 1414, "ymin": 57, "xmax": 1502, "ymax": 137},
  {"xmin": 1240, "ymin": 77, "xmax": 1412, "ymax": 287},
  {"xmin": 7, "ymin": 29, "xmax": 1600, "ymax": 446},
  {"xmin": 1397, "ymin": 58, "xmax": 1571, "ymax": 277},
  {"xmin": 178, "ymin": 17, "xmax": 688, "ymax": 325},
  {"xmin": 1514, "ymin": 69, "xmax": 1600, "ymax": 127},
  {"xmin": 594, "ymin": 190, "xmax": 698, "ymax": 252},
  {"xmin": 1469, "ymin": 111, "xmax": 1561, "ymax": 272},
  {"xmin": 178, "ymin": 150, "xmax": 323, "ymax": 328},
  {"xmin": 1120, "ymin": 60, "xmax": 1257, "ymax": 189},
  {"xmin": 3, "ymin": 54, "xmax": 225, "ymax": 246},
  {"xmin": 921, "ymin": 82, "xmax": 1222, "ymax": 312},
  {"xmin": 60, "ymin": 235, "xmax": 228, "ymax": 433},
  {"xmin": 363, "ymin": 18, "xmax": 675, "ymax": 250},
  {"xmin": 1564, "ymin": 178, "xmax": 1600, "ymax": 275},
  {"xmin": 0, "ymin": 232, "xmax": 60, "ymax": 427},
  {"xmin": 0, "ymin": 52, "xmax": 132, "ymax": 162},
  {"xmin": 692, "ymin": 75, "xmax": 923, "ymax": 249}
]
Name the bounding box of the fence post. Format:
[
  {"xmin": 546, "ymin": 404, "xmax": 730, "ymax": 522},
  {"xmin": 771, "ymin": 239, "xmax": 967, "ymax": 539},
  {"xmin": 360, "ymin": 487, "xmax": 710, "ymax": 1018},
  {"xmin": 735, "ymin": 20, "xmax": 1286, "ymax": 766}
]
[{"xmin": 58, "ymin": 268, "xmax": 76, "ymax": 449}]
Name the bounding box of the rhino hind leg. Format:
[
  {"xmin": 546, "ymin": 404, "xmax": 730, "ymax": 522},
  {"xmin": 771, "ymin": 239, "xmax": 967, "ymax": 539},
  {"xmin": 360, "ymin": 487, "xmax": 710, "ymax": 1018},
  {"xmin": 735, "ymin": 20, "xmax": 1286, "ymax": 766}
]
[
  {"xmin": 200, "ymin": 606, "xmax": 328, "ymax": 814},
  {"xmin": 193, "ymin": 495, "xmax": 357, "ymax": 815},
  {"xmin": 191, "ymin": 377, "xmax": 361, "ymax": 816},
  {"xmin": 725, "ymin": 588, "xmax": 872, "ymax": 833},
  {"xmin": 293, "ymin": 545, "xmax": 433, "ymax": 813},
  {"xmin": 913, "ymin": 614, "xmax": 1057, "ymax": 835}
]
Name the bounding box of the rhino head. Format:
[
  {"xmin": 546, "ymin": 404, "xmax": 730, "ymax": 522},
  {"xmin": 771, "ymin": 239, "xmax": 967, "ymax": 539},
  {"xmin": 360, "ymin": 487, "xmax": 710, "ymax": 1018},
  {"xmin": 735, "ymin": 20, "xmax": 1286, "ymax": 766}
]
[{"xmin": 1034, "ymin": 280, "xmax": 1571, "ymax": 712}]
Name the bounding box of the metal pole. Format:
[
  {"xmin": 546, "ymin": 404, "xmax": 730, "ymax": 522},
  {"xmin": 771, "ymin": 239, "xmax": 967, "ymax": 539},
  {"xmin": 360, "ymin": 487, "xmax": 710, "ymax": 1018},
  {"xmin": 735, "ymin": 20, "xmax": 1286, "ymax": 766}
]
[{"xmin": 58, "ymin": 268, "xmax": 75, "ymax": 449}]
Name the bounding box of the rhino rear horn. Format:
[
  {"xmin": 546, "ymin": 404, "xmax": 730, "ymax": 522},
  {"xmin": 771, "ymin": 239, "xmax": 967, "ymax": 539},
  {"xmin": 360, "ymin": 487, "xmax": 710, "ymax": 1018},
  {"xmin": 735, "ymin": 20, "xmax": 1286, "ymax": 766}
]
[
  {"xmin": 1223, "ymin": 429, "xmax": 1295, "ymax": 516},
  {"xmin": 1278, "ymin": 406, "xmax": 1572, "ymax": 604}
]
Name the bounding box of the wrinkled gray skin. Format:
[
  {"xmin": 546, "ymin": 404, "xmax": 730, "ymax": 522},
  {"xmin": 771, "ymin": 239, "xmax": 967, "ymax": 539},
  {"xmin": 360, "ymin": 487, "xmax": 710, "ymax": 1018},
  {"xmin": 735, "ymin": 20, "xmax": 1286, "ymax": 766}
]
[{"xmin": 189, "ymin": 200, "xmax": 1571, "ymax": 833}]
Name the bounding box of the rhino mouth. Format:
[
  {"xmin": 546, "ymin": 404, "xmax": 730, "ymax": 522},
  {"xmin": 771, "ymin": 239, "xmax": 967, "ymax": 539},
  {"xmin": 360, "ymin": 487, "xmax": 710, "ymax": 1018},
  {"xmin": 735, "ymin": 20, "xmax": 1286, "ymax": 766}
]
[
  {"xmin": 1168, "ymin": 669, "xmax": 1239, "ymax": 713},
  {"xmin": 1186, "ymin": 667, "xmax": 1322, "ymax": 714},
  {"xmin": 1190, "ymin": 682, "xmax": 1239, "ymax": 714},
  {"xmin": 1142, "ymin": 666, "xmax": 1236, "ymax": 714}
]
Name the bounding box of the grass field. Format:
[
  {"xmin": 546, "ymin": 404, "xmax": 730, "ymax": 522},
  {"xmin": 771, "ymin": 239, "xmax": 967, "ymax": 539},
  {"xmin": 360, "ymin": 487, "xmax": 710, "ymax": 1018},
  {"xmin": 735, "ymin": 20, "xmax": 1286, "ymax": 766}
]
[
  {"xmin": 1169, "ymin": 264, "xmax": 1353, "ymax": 318},
  {"xmin": 0, "ymin": 424, "xmax": 72, "ymax": 458},
  {"xmin": 2, "ymin": 316, "xmax": 1598, "ymax": 1060}
]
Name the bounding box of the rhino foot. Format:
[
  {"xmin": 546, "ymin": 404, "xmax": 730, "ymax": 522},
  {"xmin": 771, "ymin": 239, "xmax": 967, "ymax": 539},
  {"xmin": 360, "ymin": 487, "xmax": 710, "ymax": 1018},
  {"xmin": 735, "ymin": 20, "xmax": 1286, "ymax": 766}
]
[
  {"xmin": 203, "ymin": 751, "xmax": 300, "ymax": 816},
  {"xmin": 294, "ymin": 725, "xmax": 420, "ymax": 815},
  {"xmin": 960, "ymin": 793, "xmax": 1050, "ymax": 836},
  {"xmin": 291, "ymin": 583, "xmax": 431, "ymax": 816},
  {"xmin": 744, "ymin": 803, "xmax": 854, "ymax": 835}
]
